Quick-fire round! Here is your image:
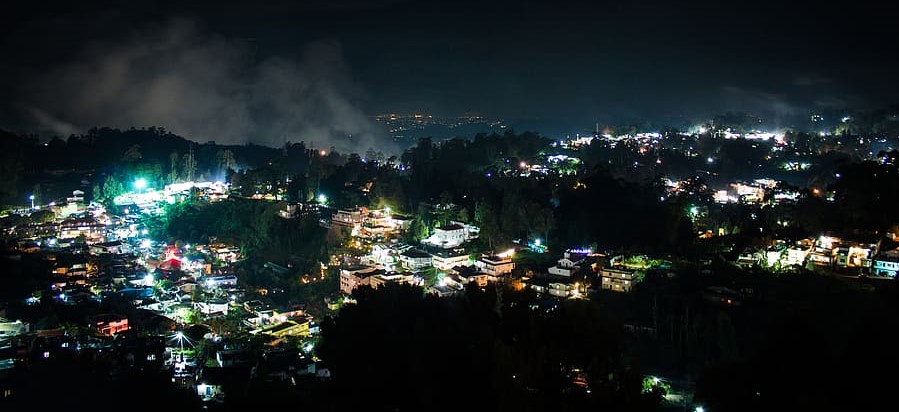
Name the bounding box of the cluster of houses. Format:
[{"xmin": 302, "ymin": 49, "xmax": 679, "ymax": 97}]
[
  {"xmin": 324, "ymin": 206, "xmax": 413, "ymax": 238},
  {"xmin": 736, "ymin": 234, "xmax": 899, "ymax": 278}
]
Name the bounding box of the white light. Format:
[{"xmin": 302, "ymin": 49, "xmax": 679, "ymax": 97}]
[
  {"xmin": 695, "ymin": 407, "xmax": 704, "ymax": 412},
  {"xmin": 144, "ymin": 274, "xmax": 154, "ymax": 285},
  {"xmin": 134, "ymin": 178, "xmax": 147, "ymax": 189},
  {"xmin": 707, "ymin": 157, "xmax": 714, "ymax": 164},
  {"xmin": 535, "ymin": 239, "xmax": 542, "ymax": 246},
  {"xmin": 318, "ymin": 194, "xmax": 327, "ymax": 203}
]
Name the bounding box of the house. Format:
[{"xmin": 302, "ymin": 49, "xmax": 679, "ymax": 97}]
[
  {"xmin": 600, "ymin": 267, "xmax": 637, "ymax": 292},
  {"xmin": 449, "ymin": 266, "xmax": 492, "ymax": 287},
  {"xmin": 89, "ymin": 314, "xmax": 129, "ymax": 336},
  {"xmin": 59, "ymin": 217, "xmax": 106, "ymax": 243},
  {"xmin": 367, "ymin": 243, "xmax": 394, "ymax": 266},
  {"xmin": 89, "ymin": 240, "xmax": 129, "ymax": 255},
  {"xmin": 430, "ymin": 224, "xmax": 466, "ymax": 247},
  {"xmin": 871, "ymin": 250, "xmax": 899, "ymax": 278},
  {"xmin": 369, "ymin": 272, "xmax": 417, "ymax": 289},
  {"xmin": 526, "ymin": 276, "xmax": 579, "ymax": 297},
  {"xmin": 339, "ymin": 265, "xmax": 383, "ymax": 295},
  {"xmin": 428, "ymin": 283, "xmax": 461, "ymax": 298},
  {"xmin": 399, "ymin": 249, "xmax": 433, "ymax": 271},
  {"xmin": 736, "ymin": 248, "xmax": 762, "ymax": 268},
  {"xmin": 763, "ymin": 244, "xmax": 786, "ymax": 267},
  {"xmin": 216, "ymin": 349, "xmax": 253, "ymax": 368},
  {"xmin": 0, "ymin": 318, "xmax": 29, "ymax": 337},
  {"xmin": 204, "ymin": 275, "xmax": 238, "ymax": 288},
  {"xmin": 548, "ymin": 251, "xmax": 589, "ymax": 277},
  {"xmin": 391, "ymin": 215, "xmax": 413, "ymax": 231},
  {"xmin": 807, "ymin": 249, "xmax": 834, "ymax": 266},
  {"xmin": 423, "ymin": 222, "xmax": 479, "ymax": 248},
  {"xmin": 272, "ymin": 304, "xmax": 306, "ymax": 323},
  {"xmin": 476, "ymin": 254, "xmax": 515, "ymax": 277},
  {"xmin": 781, "ymin": 242, "xmax": 811, "ymax": 267},
  {"xmin": 430, "ymin": 248, "xmax": 472, "ymax": 271},
  {"xmin": 256, "ymin": 318, "xmax": 311, "ymax": 338},
  {"xmin": 331, "ymin": 208, "xmax": 364, "ymax": 235},
  {"xmin": 196, "ymin": 299, "xmax": 230, "ymax": 315},
  {"xmin": 244, "ymin": 300, "xmax": 272, "ymax": 314}
]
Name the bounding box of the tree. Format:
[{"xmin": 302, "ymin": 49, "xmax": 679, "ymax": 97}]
[
  {"xmin": 169, "ymin": 151, "xmax": 180, "ymax": 183},
  {"xmin": 122, "ymin": 144, "xmax": 143, "ymax": 162},
  {"xmin": 215, "ymin": 149, "xmax": 236, "ymax": 178}
]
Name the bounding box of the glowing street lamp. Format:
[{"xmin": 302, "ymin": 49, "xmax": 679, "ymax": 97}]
[
  {"xmin": 317, "ymin": 194, "xmax": 327, "ymax": 204},
  {"xmin": 133, "ymin": 177, "xmax": 147, "ymax": 190},
  {"xmin": 28, "ymin": 194, "xmax": 34, "ymax": 209}
]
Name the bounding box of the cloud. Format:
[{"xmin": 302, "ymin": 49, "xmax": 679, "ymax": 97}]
[
  {"xmin": 12, "ymin": 18, "xmax": 395, "ymax": 154},
  {"xmin": 720, "ymin": 85, "xmax": 803, "ymax": 118}
]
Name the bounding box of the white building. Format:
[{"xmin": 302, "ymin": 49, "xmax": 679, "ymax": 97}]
[
  {"xmin": 431, "ymin": 249, "xmax": 472, "ymax": 271},
  {"xmin": 548, "ymin": 251, "xmax": 588, "ymax": 277},
  {"xmin": 781, "ymin": 244, "xmax": 810, "ymax": 267},
  {"xmin": 476, "ymin": 255, "xmax": 515, "ymax": 277},
  {"xmin": 400, "ymin": 249, "xmax": 433, "ymax": 271},
  {"xmin": 600, "ymin": 267, "xmax": 637, "ymax": 292},
  {"xmin": 423, "ymin": 222, "xmax": 479, "ymax": 249}
]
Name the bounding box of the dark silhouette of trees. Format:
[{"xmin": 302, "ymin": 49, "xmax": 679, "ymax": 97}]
[{"xmin": 317, "ymin": 283, "xmax": 660, "ymax": 411}]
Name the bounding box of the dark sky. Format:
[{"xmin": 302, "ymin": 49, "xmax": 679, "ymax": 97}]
[{"xmin": 2, "ymin": 0, "xmax": 897, "ymax": 145}]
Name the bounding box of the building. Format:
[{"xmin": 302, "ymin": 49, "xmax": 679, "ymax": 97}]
[
  {"xmin": 736, "ymin": 249, "xmax": 762, "ymax": 268},
  {"xmin": 196, "ymin": 299, "xmax": 230, "ymax": 315},
  {"xmin": 526, "ymin": 276, "xmax": 579, "ymax": 297},
  {"xmin": 256, "ymin": 318, "xmax": 311, "ymax": 338},
  {"xmin": 430, "ymin": 224, "xmax": 466, "ymax": 247},
  {"xmin": 204, "ymin": 275, "xmax": 238, "ymax": 288},
  {"xmin": 331, "ymin": 208, "xmax": 364, "ymax": 234},
  {"xmin": 448, "ymin": 266, "xmax": 492, "ymax": 287},
  {"xmin": 600, "ymin": 267, "xmax": 637, "ymax": 292},
  {"xmin": 548, "ymin": 251, "xmax": 589, "ymax": 277},
  {"xmin": 430, "ymin": 248, "xmax": 471, "ymax": 271},
  {"xmin": 423, "ymin": 222, "xmax": 479, "ymax": 249},
  {"xmin": 872, "ymin": 250, "xmax": 899, "ymax": 278},
  {"xmin": 781, "ymin": 243, "xmax": 811, "ymax": 267},
  {"xmin": 369, "ymin": 272, "xmax": 417, "ymax": 289},
  {"xmin": 476, "ymin": 255, "xmax": 515, "ymax": 277},
  {"xmin": 89, "ymin": 240, "xmax": 129, "ymax": 255},
  {"xmin": 399, "ymin": 249, "xmax": 433, "ymax": 271},
  {"xmin": 59, "ymin": 217, "xmax": 106, "ymax": 243},
  {"xmin": 339, "ymin": 266, "xmax": 383, "ymax": 295},
  {"xmin": 0, "ymin": 318, "xmax": 29, "ymax": 337},
  {"xmin": 428, "ymin": 283, "xmax": 461, "ymax": 298},
  {"xmin": 89, "ymin": 314, "xmax": 129, "ymax": 336}
]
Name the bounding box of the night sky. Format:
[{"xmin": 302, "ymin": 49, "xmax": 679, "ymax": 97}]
[{"xmin": 2, "ymin": 0, "xmax": 897, "ymax": 147}]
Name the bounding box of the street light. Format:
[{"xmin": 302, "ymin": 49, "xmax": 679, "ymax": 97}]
[
  {"xmin": 28, "ymin": 194, "xmax": 34, "ymax": 209},
  {"xmin": 134, "ymin": 177, "xmax": 147, "ymax": 190}
]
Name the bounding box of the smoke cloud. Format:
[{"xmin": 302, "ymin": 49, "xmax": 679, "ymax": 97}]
[{"xmin": 11, "ymin": 19, "xmax": 393, "ymax": 154}]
